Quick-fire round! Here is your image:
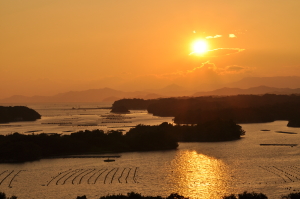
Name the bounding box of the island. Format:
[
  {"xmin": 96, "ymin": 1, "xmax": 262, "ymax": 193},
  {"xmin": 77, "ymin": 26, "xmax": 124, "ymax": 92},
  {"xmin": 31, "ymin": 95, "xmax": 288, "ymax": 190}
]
[
  {"xmin": 110, "ymin": 105, "xmax": 130, "ymax": 113},
  {"xmin": 128, "ymin": 120, "xmax": 244, "ymax": 142},
  {"xmin": 0, "ymin": 106, "xmax": 41, "ymax": 123},
  {"xmin": 0, "ymin": 119, "xmax": 244, "ymax": 163},
  {"xmin": 112, "ymin": 94, "xmax": 300, "ymax": 125},
  {"xmin": 112, "ymin": 98, "xmax": 157, "ymax": 110},
  {"xmin": 0, "ymin": 126, "xmax": 178, "ymax": 163}
]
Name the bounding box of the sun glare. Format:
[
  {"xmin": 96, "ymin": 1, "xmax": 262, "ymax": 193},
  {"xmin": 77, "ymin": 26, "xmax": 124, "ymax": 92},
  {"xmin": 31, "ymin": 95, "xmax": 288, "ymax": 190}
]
[{"xmin": 192, "ymin": 40, "xmax": 208, "ymax": 55}]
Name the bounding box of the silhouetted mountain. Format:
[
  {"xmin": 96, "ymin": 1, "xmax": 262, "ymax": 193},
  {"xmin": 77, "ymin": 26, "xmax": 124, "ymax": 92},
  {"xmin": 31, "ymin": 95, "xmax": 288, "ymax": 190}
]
[
  {"xmin": 0, "ymin": 83, "xmax": 195, "ymax": 103},
  {"xmin": 0, "ymin": 87, "xmax": 166, "ymax": 103},
  {"xmin": 143, "ymin": 93, "xmax": 164, "ymax": 99},
  {"xmin": 145, "ymin": 84, "xmax": 195, "ymax": 96},
  {"xmin": 0, "ymin": 95, "xmax": 50, "ymax": 103},
  {"xmin": 0, "ymin": 88, "xmax": 147, "ymax": 103},
  {"xmin": 2, "ymin": 77, "xmax": 300, "ymax": 103},
  {"xmin": 193, "ymin": 86, "xmax": 300, "ymax": 96},
  {"xmin": 101, "ymin": 96, "xmax": 121, "ymax": 102},
  {"xmin": 226, "ymin": 76, "xmax": 300, "ymax": 89}
]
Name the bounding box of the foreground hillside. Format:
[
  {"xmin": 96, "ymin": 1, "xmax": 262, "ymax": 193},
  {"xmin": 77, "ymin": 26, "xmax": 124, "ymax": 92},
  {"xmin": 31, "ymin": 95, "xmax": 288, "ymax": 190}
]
[{"xmin": 3, "ymin": 191, "xmax": 300, "ymax": 199}]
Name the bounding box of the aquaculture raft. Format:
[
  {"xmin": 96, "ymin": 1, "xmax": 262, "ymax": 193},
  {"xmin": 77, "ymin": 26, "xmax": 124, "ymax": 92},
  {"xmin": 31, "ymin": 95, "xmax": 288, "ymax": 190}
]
[
  {"xmin": 55, "ymin": 155, "xmax": 121, "ymax": 159},
  {"xmin": 260, "ymin": 144, "xmax": 298, "ymax": 147}
]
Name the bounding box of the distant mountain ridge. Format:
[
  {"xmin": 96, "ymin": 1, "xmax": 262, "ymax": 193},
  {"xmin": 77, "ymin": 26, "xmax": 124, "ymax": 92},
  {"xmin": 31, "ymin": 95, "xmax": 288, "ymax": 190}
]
[
  {"xmin": 0, "ymin": 87, "xmax": 166, "ymax": 103},
  {"xmin": 145, "ymin": 84, "xmax": 195, "ymax": 96},
  {"xmin": 193, "ymin": 86, "xmax": 300, "ymax": 96},
  {"xmin": 2, "ymin": 76, "xmax": 300, "ymax": 103},
  {"xmin": 226, "ymin": 76, "xmax": 300, "ymax": 89}
]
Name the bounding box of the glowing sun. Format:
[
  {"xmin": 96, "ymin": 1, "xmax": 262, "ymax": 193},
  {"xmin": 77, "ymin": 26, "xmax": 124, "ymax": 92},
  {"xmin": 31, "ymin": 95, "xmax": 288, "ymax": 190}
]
[{"xmin": 191, "ymin": 40, "xmax": 208, "ymax": 55}]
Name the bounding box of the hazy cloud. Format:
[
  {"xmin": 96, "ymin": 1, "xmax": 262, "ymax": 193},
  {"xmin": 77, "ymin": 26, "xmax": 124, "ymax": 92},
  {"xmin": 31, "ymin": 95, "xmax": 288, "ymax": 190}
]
[
  {"xmin": 218, "ymin": 65, "xmax": 253, "ymax": 75},
  {"xmin": 226, "ymin": 65, "xmax": 245, "ymax": 71},
  {"xmin": 80, "ymin": 61, "xmax": 255, "ymax": 92},
  {"xmin": 203, "ymin": 48, "xmax": 245, "ymax": 57},
  {"xmin": 157, "ymin": 61, "xmax": 252, "ymax": 79},
  {"xmin": 205, "ymin": 33, "xmax": 237, "ymax": 39},
  {"xmin": 206, "ymin": 35, "xmax": 222, "ymax": 39},
  {"xmin": 187, "ymin": 61, "xmax": 217, "ymax": 74}
]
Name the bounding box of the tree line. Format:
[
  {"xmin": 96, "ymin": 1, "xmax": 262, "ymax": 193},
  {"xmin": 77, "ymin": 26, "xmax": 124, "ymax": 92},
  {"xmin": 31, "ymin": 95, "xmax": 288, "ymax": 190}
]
[
  {"xmin": 112, "ymin": 94, "xmax": 300, "ymax": 124},
  {"xmin": 0, "ymin": 119, "xmax": 244, "ymax": 162},
  {"xmin": 3, "ymin": 190, "xmax": 300, "ymax": 199},
  {"xmin": 0, "ymin": 127, "xmax": 177, "ymax": 163}
]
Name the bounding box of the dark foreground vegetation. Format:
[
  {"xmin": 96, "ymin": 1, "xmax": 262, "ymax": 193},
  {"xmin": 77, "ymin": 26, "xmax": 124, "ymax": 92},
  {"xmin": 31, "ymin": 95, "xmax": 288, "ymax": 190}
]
[
  {"xmin": 0, "ymin": 119, "xmax": 244, "ymax": 162},
  {"xmin": 112, "ymin": 94, "xmax": 300, "ymax": 124},
  {"xmin": 0, "ymin": 191, "xmax": 17, "ymax": 199},
  {"xmin": 80, "ymin": 192, "xmax": 269, "ymax": 199},
  {"xmin": 76, "ymin": 191, "xmax": 300, "ymax": 199},
  {"xmin": 2, "ymin": 191, "xmax": 300, "ymax": 199},
  {"xmin": 0, "ymin": 106, "xmax": 41, "ymax": 123}
]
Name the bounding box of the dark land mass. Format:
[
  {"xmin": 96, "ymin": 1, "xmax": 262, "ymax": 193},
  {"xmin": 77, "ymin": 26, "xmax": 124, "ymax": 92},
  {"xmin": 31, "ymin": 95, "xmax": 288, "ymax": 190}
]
[
  {"xmin": 225, "ymin": 76, "xmax": 300, "ymax": 89},
  {"xmin": 0, "ymin": 106, "xmax": 41, "ymax": 123},
  {"xmin": 0, "ymin": 191, "xmax": 276, "ymax": 199},
  {"xmin": 92, "ymin": 192, "xmax": 269, "ymax": 199},
  {"xmin": 130, "ymin": 120, "xmax": 244, "ymax": 142},
  {"xmin": 0, "ymin": 126, "xmax": 177, "ymax": 163},
  {"xmin": 287, "ymin": 119, "xmax": 300, "ymax": 127},
  {"xmin": 112, "ymin": 98, "xmax": 160, "ymax": 110},
  {"xmin": 110, "ymin": 105, "xmax": 130, "ymax": 113},
  {"xmin": 113, "ymin": 94, "xmax": 300, "ymax": 124},
  {"xmin": 0, "ymin": 120, "xmax": 244, "ymax": 163},
  {"xmin": 4, "ymin": 190, "xmax": 300, "ymax": 199},
  {"xmin": 193, "ymin": 86, "xmax": 300, "ymax": 96}
]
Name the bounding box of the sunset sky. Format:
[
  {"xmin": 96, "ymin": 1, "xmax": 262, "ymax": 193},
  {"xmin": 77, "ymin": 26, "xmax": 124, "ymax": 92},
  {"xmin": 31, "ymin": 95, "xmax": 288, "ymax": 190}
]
[{"xmin": 1, "ymin": 0, "xmax": 300, "ymax": 98}]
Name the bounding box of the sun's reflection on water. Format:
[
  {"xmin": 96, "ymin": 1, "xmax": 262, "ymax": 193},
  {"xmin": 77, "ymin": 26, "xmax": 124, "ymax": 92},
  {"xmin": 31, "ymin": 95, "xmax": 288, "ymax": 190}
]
[{"xmin": 165, "ymin": 150, "xmax": 232, "ymax": 199}]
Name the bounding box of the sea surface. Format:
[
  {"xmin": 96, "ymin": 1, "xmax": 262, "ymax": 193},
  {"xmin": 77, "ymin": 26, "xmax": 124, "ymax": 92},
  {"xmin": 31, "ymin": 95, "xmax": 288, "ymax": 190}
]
[{"xmin": 1, "ymin": 103, "xmax": 300, "ymax": 199}]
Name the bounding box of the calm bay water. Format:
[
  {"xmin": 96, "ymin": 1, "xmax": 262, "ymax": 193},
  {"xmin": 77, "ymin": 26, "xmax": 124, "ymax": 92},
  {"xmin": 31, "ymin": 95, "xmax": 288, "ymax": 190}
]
[{"xmin": 1, "ymin": 103, "xmax": 300, "ymax": 199}]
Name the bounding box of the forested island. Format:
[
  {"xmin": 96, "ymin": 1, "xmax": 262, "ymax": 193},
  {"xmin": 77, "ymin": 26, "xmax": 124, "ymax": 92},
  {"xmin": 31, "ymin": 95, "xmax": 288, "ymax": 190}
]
[
  {"xmin": 130, "ymin": 120, "xmax": 244, "ymax": 142},
  {"xmin": 112, "ymin": 94, "xmax": 300, "ymax": 124},
  {"xmin": 0, "ymin": 106, "xmax": 41, "ymax": 123},
  {"xmin": 112, "ymin": 98, "xmax": 159, "ymax": 110},
  {"xmin": 0, "ymin": 120, "xmax": 244, "ymax": 162},
  {"xmin": 110, "ymin": 105, "xmax": 130, "ymax": 113},
  {"xmin": 0, "ymin": 126, "xmax": 177, "ymax": 163}
]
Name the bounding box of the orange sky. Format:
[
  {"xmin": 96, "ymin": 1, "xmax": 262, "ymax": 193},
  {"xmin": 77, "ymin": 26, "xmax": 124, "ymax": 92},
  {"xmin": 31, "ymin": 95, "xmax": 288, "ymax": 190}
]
[{"xmin": 1, "ymin": 0, "xmax": 300, "ymax": 98}]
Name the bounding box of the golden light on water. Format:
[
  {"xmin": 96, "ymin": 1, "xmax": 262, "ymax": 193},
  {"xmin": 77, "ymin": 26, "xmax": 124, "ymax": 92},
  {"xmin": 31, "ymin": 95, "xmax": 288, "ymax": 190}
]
[{"xmin": 165, "ymin": 151, "xmax": 232, "ymax": 199}]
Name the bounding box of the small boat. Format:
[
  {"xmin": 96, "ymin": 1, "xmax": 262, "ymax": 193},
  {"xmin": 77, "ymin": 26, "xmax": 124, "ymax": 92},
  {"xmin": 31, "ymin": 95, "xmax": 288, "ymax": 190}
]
[{"xmin": 104, "ymin": 158, "xmax": 115, "ymax": 162}]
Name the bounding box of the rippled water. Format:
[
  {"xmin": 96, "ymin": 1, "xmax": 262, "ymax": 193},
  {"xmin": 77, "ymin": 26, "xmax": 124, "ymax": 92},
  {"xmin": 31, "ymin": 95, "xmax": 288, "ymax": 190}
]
[{"xmin": 1, "ymin": 103, "xmax": 300, "ymax": 199}]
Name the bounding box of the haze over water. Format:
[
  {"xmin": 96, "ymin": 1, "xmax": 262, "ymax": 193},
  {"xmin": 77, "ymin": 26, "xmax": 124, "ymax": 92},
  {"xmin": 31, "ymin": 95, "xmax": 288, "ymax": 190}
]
[{"xmin": 1, "ymin": 103, "xmax": 300, "ymax": 199}]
